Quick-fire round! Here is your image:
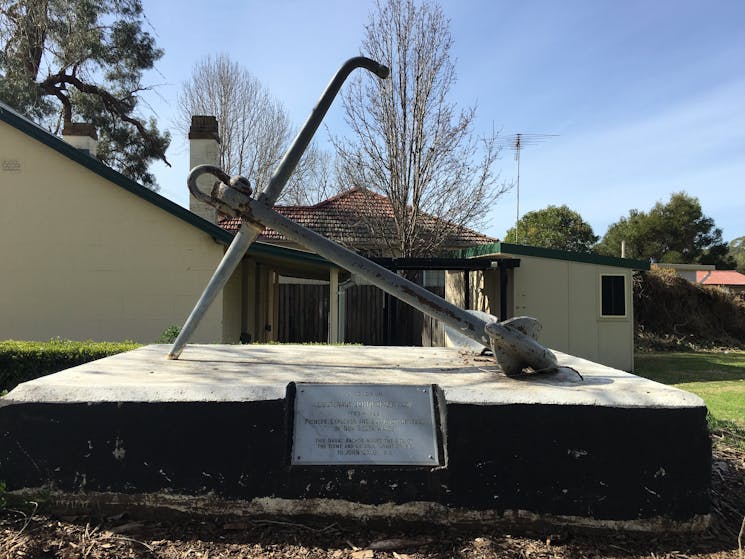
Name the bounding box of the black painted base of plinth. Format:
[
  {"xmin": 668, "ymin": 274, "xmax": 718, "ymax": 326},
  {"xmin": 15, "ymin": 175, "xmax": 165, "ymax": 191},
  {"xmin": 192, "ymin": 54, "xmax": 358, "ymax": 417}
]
[{"xmin": 0, "ymin": 397, "xmax": 710, "ymax": 528}]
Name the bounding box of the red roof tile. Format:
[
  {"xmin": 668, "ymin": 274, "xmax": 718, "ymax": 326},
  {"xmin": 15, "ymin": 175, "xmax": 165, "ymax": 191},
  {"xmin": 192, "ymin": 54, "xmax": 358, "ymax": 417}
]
[
  {"xmin": 695, "ymin": 270, "xmax": 745, "ymax": 286},
  {"xmin": 219, "ymin": 187, "xmax": 495, "ymax": 254}
]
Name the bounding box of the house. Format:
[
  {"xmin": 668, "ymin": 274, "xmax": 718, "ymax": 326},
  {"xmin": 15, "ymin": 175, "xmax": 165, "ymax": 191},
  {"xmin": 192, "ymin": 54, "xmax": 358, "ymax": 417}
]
[
  {"xmin": 0, "ymin": 105, "xmax": 336, "ymax": 344},
  {"xmin": 695, "ymin": 269, "xmax": 745, "ymax": 295},
  {"xmin": 220, "ymin": 188, "xmax": 497, "ymax": 346},
  {"xmin": 654, "ymin": 263, "xmax": 745, "ymax": 295},
  {"xmin": 654, "ymin": 262, "xmax": 715, "ymax": 282}
]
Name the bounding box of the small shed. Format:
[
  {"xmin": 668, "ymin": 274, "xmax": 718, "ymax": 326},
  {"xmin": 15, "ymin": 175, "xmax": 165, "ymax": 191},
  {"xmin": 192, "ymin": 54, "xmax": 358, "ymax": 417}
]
[{"xmin": 452, "ymin": 243, "xmax": 650, "ymax": 372}]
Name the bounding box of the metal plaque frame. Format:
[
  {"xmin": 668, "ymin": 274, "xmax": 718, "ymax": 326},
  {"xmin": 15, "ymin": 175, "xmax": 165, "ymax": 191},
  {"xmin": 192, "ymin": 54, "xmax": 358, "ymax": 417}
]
[{"xmin": 290, "ymin": 383, "xmax": 441, "ymax": 466}]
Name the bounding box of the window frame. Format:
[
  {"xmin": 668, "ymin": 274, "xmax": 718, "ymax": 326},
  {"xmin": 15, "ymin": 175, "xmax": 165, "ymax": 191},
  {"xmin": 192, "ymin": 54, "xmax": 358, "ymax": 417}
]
[{"xmin": 599, "ymin": 273, "xmax": 628, "ymax": 319}]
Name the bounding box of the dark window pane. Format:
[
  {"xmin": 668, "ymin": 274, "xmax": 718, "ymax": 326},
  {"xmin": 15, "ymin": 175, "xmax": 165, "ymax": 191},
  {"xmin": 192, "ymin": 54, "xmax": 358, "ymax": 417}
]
[{"xmin": 601, "ymin": 275, "xmax": 626, "ymax": 316}]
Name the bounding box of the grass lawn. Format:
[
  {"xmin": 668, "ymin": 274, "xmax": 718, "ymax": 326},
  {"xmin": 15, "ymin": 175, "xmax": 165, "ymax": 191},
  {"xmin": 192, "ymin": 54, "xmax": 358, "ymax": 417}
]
[{"xmin": 635, "ymin": 351, "xmax": 745, "ymax": 447}]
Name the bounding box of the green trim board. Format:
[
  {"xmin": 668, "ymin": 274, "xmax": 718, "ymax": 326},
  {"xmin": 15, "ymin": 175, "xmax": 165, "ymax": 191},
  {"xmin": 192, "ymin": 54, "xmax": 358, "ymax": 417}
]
[
  {"xmin": 372, "ymin": 256, "xmax": 500, "ymax": 270},
  {"xmin": 0, "ymin": 101, "xmax": 331, "ymax": 268},
  {"xmin": 249, "ymin": 242, "xmax": 334, "ymax": 267},
  {"xmin": 452, "ymin": 242, "xmax": 650, "ymax": 270}
]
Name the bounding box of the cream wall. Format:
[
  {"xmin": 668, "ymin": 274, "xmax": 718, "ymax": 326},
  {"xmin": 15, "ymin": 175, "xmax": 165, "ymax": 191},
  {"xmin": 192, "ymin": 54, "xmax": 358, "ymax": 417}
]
[
  {"xmin": 222, "ymin": 263, "xmax": 243, "ymax": 343},
  {"xmin": 445, "ymin": 269, "xmax": 500, "ymax": 316},
  {"xmin": 0, "ymin": 121, "xmax": 229, "ymax": 343},
  {"xmin": 445, "ymin": 271, "xmax": 466, "ymax": 308},
  {"xmin": 512, "ymin": 255, "xmax": 634, "ymax": 371}
]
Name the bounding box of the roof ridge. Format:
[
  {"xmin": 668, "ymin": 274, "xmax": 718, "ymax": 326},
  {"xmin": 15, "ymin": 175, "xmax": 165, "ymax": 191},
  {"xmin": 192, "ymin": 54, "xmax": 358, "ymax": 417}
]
[
  {"xmin": 311, "ymin": 185, "xmax": 388, "ymax": 208},
  {"xmin": 269, "ymin": 186, "xmax": 362, "ymax": 210},
  {"xmin": 219, "ymin": 185, "xmax": 496, "ymax": 249},
  {"xmin": 279, "ymin": 186, "xmax": 487, "ymax": 234}
]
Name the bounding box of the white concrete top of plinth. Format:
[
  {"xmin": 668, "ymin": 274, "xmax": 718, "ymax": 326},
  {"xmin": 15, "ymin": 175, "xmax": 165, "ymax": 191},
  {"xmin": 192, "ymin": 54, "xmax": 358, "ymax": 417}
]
[{"xmin": 1, "ymin": 344, "xmax": 704, "ymax": 409}]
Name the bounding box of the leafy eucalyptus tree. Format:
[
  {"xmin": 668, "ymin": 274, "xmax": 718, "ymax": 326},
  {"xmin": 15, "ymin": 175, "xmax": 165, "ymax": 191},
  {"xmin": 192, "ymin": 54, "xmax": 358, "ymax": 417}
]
[
  {"xmin": 596, "ymin": 192, "xmax": 734, "ymax": 267},
  {"xmin": 0, "ymin": 0, "xmax": 169, "ymax": 188},
  {"xmin": 505, "ymin": 205, "xmax": 598, "ymax": 252}
]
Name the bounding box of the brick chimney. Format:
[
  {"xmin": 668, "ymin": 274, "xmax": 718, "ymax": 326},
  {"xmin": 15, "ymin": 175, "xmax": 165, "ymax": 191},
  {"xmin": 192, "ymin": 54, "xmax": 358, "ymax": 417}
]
[
  {"xmin": 188, "ymin": 115, "xmax": 220, "ymax": 223},
  {"xmin": 61, "ymin": 122, "xmax": 98, "ymax": 157}
]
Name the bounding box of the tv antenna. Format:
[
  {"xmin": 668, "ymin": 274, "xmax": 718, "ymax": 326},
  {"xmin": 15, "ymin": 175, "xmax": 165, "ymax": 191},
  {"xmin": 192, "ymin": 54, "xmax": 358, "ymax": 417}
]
[{"xmin": 499, "ymin": 133, "xmax": 558, "ymax": 243}]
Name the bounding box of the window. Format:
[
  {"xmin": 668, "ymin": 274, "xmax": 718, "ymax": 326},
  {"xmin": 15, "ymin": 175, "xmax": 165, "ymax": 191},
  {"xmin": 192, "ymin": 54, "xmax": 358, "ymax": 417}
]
[{"xmin": 601, "ymin": 274, "xmax": 626, "ymax": 317}]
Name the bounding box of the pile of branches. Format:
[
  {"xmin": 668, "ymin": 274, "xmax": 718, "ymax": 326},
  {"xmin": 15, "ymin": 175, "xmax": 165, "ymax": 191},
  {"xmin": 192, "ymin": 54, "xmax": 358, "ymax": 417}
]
[{"xmin": 634, "ymin": 267, "xmax": 745, "ymax": 350}]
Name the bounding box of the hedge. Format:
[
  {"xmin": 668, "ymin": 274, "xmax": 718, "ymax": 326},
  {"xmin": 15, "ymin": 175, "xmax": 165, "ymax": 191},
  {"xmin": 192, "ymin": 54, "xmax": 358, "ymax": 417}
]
[{"xmin": 0, "ymin": 339, "xmax": 140, "ymax": 393}]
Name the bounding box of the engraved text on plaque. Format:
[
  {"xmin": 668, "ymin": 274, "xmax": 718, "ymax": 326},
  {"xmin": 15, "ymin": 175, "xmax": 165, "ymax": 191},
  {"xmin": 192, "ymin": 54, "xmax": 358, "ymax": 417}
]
[{"xmin": 291, "ymin": 383, "xmax": 440, "ymax": 466}]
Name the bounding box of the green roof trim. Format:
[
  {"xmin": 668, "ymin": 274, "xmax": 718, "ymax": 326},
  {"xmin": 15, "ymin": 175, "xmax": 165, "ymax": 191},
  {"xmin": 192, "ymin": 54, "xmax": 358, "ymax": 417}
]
[
  {"xmin": 0, "ymin": 101, "xmax": 331, "ymax": 267},
  {"xmin": 452, "ymin": 242, "xmax": 650, "ymax": 270},
  {"xmin": 247, "ymin": 242, "xmax": 332, "ymax": 266}
]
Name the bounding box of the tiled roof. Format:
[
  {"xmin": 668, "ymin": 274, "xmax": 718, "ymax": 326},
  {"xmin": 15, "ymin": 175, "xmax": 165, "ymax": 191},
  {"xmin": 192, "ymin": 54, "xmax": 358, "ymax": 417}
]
[
  {"xmin": 219, "ymin": 187, "xmax": 495, "ymax": 254},
  {"xmin": 696, "ymin": 270, "xmax": 745, "ymax": 286}
]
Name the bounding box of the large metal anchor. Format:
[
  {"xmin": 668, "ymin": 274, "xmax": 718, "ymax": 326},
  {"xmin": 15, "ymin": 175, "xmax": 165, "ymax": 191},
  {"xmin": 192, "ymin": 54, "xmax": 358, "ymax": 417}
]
[{"xmin": 168, "ymin": 56, "xmax": 574, "ymax": 379}]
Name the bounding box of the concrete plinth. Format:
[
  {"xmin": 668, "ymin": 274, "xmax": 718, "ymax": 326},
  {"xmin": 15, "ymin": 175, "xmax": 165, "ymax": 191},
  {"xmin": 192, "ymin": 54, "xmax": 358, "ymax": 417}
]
[{"xmin": 0, "ymin": 345, "xmax": 710, "ymax": 531}]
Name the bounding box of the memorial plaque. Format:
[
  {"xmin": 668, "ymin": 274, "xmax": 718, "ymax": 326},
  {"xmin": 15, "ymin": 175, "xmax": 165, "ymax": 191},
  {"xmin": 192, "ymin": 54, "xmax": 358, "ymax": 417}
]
[{"xmin": 291, "ymin": 383, "xmax": 440, "ymax": 466}]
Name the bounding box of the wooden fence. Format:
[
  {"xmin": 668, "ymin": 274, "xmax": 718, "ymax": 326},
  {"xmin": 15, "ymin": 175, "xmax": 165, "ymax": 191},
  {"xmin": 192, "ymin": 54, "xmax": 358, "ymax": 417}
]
[
  {"xmin": 277, "ymin": 284, "xmax": 329, "ymax": 343},
  {"xmin": 278, "ymin": 281, "xmax": 445, "ymax": 347}
]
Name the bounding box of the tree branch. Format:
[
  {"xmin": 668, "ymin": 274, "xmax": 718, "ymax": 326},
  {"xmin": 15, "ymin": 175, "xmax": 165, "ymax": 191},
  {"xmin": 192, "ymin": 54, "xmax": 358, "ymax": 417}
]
[{"xmin": 39, "ymin": 71, "xmax": 170, "ymax": 167}]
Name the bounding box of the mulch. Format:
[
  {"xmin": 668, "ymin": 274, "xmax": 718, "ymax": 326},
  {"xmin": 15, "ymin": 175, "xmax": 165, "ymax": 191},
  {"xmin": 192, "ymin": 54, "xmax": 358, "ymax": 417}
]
[{"xmin": 2, "ymin": 440, "xmax": 743, "ymax": 559}]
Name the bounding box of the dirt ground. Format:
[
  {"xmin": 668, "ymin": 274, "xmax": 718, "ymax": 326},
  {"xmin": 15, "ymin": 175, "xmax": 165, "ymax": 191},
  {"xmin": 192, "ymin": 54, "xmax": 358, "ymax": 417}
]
[{"xmin": 2, "ymin": 439, "xmax": 743, "ymax": 559}]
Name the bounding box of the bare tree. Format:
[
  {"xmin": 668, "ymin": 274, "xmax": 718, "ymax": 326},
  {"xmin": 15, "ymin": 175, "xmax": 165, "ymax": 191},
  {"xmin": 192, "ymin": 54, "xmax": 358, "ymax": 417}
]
[
  {"xmin": 283, "ymin": 145, "xmax": 337, "ymax": 205},
  {"xmin": 177, "ymin": 53, "xmax": 332, "ymax": 204},
  {"xmin": 334, "ymin": 0, "xmax": 508, "ymax": 257}
]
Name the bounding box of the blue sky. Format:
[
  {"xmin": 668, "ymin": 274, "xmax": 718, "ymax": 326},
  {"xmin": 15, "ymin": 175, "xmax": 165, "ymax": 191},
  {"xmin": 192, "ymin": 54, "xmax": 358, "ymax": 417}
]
[{"xmin": 139, "ymin": 0, "xmax": 745, "ymax": 243}]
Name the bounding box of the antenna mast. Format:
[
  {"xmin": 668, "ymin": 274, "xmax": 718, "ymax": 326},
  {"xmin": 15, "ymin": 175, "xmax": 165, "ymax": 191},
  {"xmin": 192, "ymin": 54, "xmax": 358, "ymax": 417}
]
[{"xmin": 499, "ymin": 133, "xmax": 557, "ymax": 243}]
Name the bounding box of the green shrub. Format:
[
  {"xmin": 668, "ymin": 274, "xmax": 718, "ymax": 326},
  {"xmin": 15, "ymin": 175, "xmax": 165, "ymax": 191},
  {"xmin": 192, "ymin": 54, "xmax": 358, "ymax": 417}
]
[
  {"xmin": 0, "ymin": 339, "xmax": 140, "ymax": 392},
  {"xmin": 158, "ymin": 324, "xmax": 181, "ymax": 344}
]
